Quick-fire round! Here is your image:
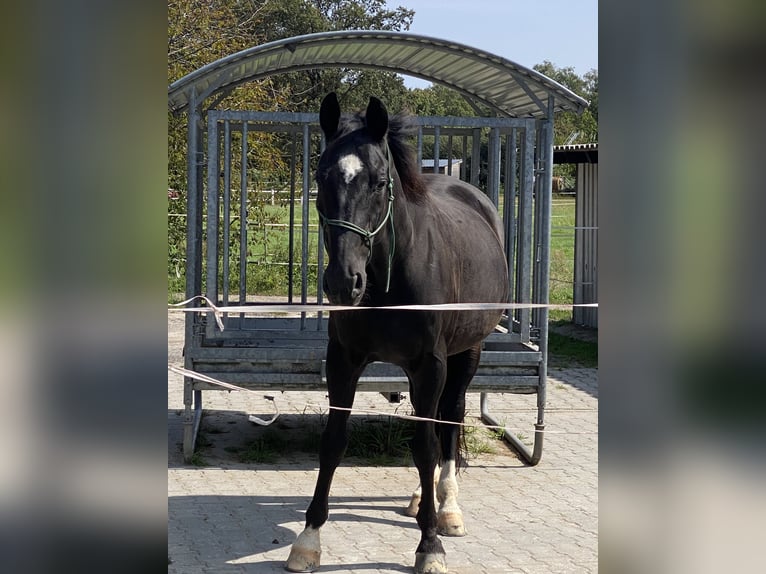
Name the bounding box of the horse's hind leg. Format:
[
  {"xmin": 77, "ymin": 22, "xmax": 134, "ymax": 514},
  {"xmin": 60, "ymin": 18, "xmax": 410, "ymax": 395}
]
[
  {"xmin": 286, "ymin": 339, "xmax": 365, "ymax": 573},
  {"xmin": 436, "ymin": 344, "xmax": 481, "ymax": 537},
  {"xmin": 409, "ymin": 353, "xmax": 449, "ymax": 574}
]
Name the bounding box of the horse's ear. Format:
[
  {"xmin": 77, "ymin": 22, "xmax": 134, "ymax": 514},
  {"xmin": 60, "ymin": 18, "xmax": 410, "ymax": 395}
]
[
  {"xmin": 320, "ymin": 92, "xmax": 340, "ymax": 141},
  {"xmin": 366, "ymin": 96, "xmax": 388, "ymax": 141}
]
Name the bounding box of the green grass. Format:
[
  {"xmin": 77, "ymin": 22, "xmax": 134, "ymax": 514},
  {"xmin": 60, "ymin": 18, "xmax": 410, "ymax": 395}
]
[
  {"xmin": 547, "ymin": 329, "xmax": 598, "ymax": 367},
  {"xmin": 462, "ymin": 423, "xmax": 499, "ymax": 456},
  {"xmin": 189, "ymin": 451, "xmax": 209, "ymax": 467},
  {"xmin": 214, "ymin": 413, "xmax": 506, "ymax": 467},
  {"xmin": 346, "ymin": 416, "xmax": 414, "ymax": 465},
  {"xmin": 548, "ymin": 197, "xmax": 576, "ymax": 322},
  {"xmin": 237, "ymin": 431, "xmax": 289, "ymax": 464}
]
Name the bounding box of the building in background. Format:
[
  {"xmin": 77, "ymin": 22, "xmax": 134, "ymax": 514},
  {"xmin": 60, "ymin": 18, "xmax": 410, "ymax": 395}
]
[{"xmin": 554, "ymin": 143, "xmax": 598, "ymax": 328}]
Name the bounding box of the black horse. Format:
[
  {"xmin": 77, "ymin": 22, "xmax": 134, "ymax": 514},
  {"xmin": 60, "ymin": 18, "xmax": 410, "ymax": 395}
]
[{"xmin": 286, "ymin": 93, "xmax": 509, "ymax": 574}]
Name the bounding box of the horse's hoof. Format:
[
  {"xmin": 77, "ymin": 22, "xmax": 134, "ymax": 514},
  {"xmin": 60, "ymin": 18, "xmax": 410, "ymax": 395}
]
[
  {"xmin": 285, "ymin": 545, "xmax": 320, "ymax": 572},
  {"xmin": 285, "ymin": 528, "xmax": 321, "ymax": 572},
  {"xmin": 404, "ymin": 494, "xmax": 420, "ymax": 517},
  {"xmin": 437, "ymin": 511, "xmax": 466, "ymax": 537},
  {"xmin": 414, "ymin": 552, "xmax": 448, "ymax": 574}
]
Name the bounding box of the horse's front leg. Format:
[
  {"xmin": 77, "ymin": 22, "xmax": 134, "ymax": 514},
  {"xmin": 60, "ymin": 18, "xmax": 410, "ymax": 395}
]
[
  {"xmin": 404, "ymin": 465, "xmax": 439, "ymax": 518},
  {"xmin": 286, "ymin": 339, "xmax": 366, "ymax": 573},
  {"xmin": 408, "ymin": 353, "xmax": 449, "ymax": 574}
]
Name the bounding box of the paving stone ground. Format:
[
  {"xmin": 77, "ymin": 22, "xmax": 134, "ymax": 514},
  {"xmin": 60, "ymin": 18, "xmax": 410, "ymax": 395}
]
[{"xmin": 168, "ymin": 314, "xmax": 597, "ymax": 573}]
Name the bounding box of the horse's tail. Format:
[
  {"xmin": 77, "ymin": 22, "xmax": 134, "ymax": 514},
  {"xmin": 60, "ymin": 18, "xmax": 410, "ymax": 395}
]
[{"xmin": 455, "ymin": 422, "xmax": 467, "ymax": 474}]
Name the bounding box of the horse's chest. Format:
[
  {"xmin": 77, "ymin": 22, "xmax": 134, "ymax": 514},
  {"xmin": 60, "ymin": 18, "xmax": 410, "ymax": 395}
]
[{"xmin": 331, "ymin": 312, "xmax": 434, "ymax": 362}]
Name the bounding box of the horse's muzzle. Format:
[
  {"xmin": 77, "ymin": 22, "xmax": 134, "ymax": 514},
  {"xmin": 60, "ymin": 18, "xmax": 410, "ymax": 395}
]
[{"xmin": 323, "ymin": 268, "xmax": 365, "ymax": 306}]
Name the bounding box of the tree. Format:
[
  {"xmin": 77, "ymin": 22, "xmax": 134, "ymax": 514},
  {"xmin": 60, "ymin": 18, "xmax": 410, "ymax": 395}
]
[
  {"xmin": 256, "ymin": 0, "xmax": 415, "ymax": 112},
  {"xmin": 405, "ymin": 84, "xmax": 477, "ymax": 117},
  {"xmin": 533, "ymin": 61, "xmax": 598, "ymax": 145},
  {"xmin": 532, "ymin": 62, "xmax": 598, "ymax": 187},
  {"xmin": 167, "ymin": 1, "xmax": 417, "ymax": 295},
  {"xmin": 168, "ymin": 0, "xmax": 287, "ymax": 295}
]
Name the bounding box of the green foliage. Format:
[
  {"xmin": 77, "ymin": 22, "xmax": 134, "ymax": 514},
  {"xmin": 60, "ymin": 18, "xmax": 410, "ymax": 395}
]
[
  {"xmin": 533, "ymin": 61, "xmax": 598, "ymax": 144},
  {"xmin": 167, "ymin": 1, "xmax": 419, "ymax": 298},
  {"xmin": 405, "ymin": 84, "xmax": 476, "ymax": 117},
  {"xmin": 258, "ymin": 0, "xmax": 415, "ymax": 112}
]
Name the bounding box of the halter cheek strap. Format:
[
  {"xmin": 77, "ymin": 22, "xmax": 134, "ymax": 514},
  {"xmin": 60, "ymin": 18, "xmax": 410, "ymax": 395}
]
[{"xmin": 318, "ymin": 146, "xmax": 396, "ymax": 293}]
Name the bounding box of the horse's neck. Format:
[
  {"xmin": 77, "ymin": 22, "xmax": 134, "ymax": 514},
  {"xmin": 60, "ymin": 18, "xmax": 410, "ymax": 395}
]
[
  {"xmin": 391, "ymin": 180, "xmax": 418, "ymax": 247},
  {"xmin": 367, "ymin": 182, "xmax": 414, "ymax": 294}
]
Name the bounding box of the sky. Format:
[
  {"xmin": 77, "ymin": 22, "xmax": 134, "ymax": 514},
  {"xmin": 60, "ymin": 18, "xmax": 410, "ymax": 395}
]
[{"xmin": 387, "ymin": 0, "xmax": 598, "ymax": 88}]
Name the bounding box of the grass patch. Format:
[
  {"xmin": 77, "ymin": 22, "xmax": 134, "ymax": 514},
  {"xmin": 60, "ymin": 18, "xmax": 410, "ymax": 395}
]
[
  {"xmin": 548, "ymin": 330, "xmax": 598, "ymax": 367},
  {"xmin": 462, "ymin": 423, "xmax": 499, "ymax": 456},
  {"xmin": 343, "ymin": 415, "xmax": 505, "ymax": 465},
  {"xmin": 189, "ymin": 451, "xmax": 209, "ymax": 467},
  {"xmin": 549, "ymin": 197, "xmax": 576, "ymax": 322},
  {"xmin": 238, "ymin": 431, "xmax": 290, "ymax": 464},
  {"xmin": 346, "ymin": 417, "xmax": 414, "ymax": 466}
]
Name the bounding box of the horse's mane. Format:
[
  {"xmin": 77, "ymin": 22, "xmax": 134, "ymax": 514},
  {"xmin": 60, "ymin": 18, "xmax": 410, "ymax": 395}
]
[{"xmin": 337, "ymin": 111, "xmax": 429, "ymax": 203}]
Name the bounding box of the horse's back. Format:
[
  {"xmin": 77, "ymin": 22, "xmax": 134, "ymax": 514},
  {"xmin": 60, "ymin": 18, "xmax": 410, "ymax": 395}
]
[
  {"xmin": 422, "ymin": 174, "xmax": 505, "ymax": 245},
  {"xmin": 408, "ymin": 174, "xmax": 509, "ymax": 304}
]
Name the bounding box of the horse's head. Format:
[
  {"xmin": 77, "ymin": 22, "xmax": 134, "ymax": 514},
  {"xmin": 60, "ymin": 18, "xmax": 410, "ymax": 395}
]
[{"xmin": 317, "ymin": 92, "xmax": 394, "ymax": 306}]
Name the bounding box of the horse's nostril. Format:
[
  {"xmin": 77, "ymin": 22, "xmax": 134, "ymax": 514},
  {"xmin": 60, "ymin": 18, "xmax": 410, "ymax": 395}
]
[{"xmin": 350, "ymin": 273, "xmax": 364, "ymax": 302}]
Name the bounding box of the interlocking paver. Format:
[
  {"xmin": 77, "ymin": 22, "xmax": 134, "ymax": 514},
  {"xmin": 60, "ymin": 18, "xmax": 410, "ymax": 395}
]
[{"xmin": 168, "ymin": 316, "xmax": 597, "ymax": 572}]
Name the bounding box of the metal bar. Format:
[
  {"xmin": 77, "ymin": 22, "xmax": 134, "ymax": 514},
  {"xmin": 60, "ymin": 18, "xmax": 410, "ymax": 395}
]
[
  {"xmin": 447, "ymin": 133, "xmax": 453, "ymax": 176},
  {"xmin": 535, "ymin": 97, "xmax": 556, "ymax": 442},
  {"xmin": 222, "ymin": 121, "xmax": 231, "ymax": 308},
  {"xmin": 504, "ymin": 130, "xmax": 518, "ymax": 308},
  {"xmin": 208, "ymin": 110, "xmax": 319, "ymax": 123},
  {"xmin": 433, "ymin": 125, "xmax": 440, "ymax": 176},
  {"xmin": 507, "ymin": 71, "xmax": 547, "ymax": 116},
  {"xmin": 461, "ymin": 136, "xmax": 468, "ymax": 181},
  {"xmin": 239, "ymin": 122, "xmax": 248, "ymax": 321},
  {"xmin": 488, "ymin": 128, "xmax": 501, "ymax": 206},
  {"xmin": 413, "ymin": 115, "xmax": 529, "ymax": 129},
  {"xmin": 480, "ymin": 392, "xmax": 543, "ymax": 466},
  {"xmin": 416, "ymin": 126, "xmax": 423, "ymax": 170},
  {"xmin": 208, "ymin": 110, "xmax": 530, "ymax": 130},
  {"xmin": 184, "ymin": 90, "xmax": 202, "ymax": 355},
  {"xmin": 301, "ymin": 123, "xmax": 310, "ymax": 329},
  {"xmin": 205, "ymin": 113, "xmax": 219, "ymax": 316},
  {"xmin": 535, "ymin": 117, "xmax": 554, "ymax": 333},
  {"xmin": 288, "ymin": 132, "xmax": 297, "ymax": 303},
  {"xmin": 183, "ymin": 89, "xmax": 203, "ymax": 462},
  {"xmin": 517, "ymin": 124, "xmax": 535, "ymax": 342},
  {"xmin": 471, "ymin": 129, "xmax": 481, "ymax": 187},
  {"xmin": 532, "ymin": 124, "xmax": 544, "ymax": 330}
]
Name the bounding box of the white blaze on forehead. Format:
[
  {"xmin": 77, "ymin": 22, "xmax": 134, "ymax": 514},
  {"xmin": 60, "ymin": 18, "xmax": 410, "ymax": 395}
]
[{"xmin": 337, "ymin": 154, "xmax": 364, "ymax": 184}]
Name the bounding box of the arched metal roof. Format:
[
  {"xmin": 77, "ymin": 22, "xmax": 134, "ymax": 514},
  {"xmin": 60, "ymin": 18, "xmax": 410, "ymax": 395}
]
[{"xmin": 168, "ymin": 31, "xmax": 588, "ymax": 119}]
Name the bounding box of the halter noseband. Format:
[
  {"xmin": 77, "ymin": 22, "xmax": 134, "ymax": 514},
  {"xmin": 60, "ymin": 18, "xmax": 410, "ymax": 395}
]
[{"xmin": 318, "ymin": 146, "xmax": 396, "ymax": 293}]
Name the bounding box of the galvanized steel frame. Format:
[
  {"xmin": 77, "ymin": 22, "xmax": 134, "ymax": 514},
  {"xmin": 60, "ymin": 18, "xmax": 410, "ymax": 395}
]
[
  {"xmin": 168, "ymin": 31, "xmax": 588, "ymax": 119},
  {"xmin": 171, "ymin": 33, "xmax": 582, "ymax": 465},
  {"xmin": 181, "ymin": 107, "xmax": 556, "ymax": 466}
]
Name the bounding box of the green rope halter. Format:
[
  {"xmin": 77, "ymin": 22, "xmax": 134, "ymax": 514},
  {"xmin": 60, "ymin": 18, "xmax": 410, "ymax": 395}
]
[{"xmin": 318, "ymin": 147, "xmax": 396, "ymax": 293}]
